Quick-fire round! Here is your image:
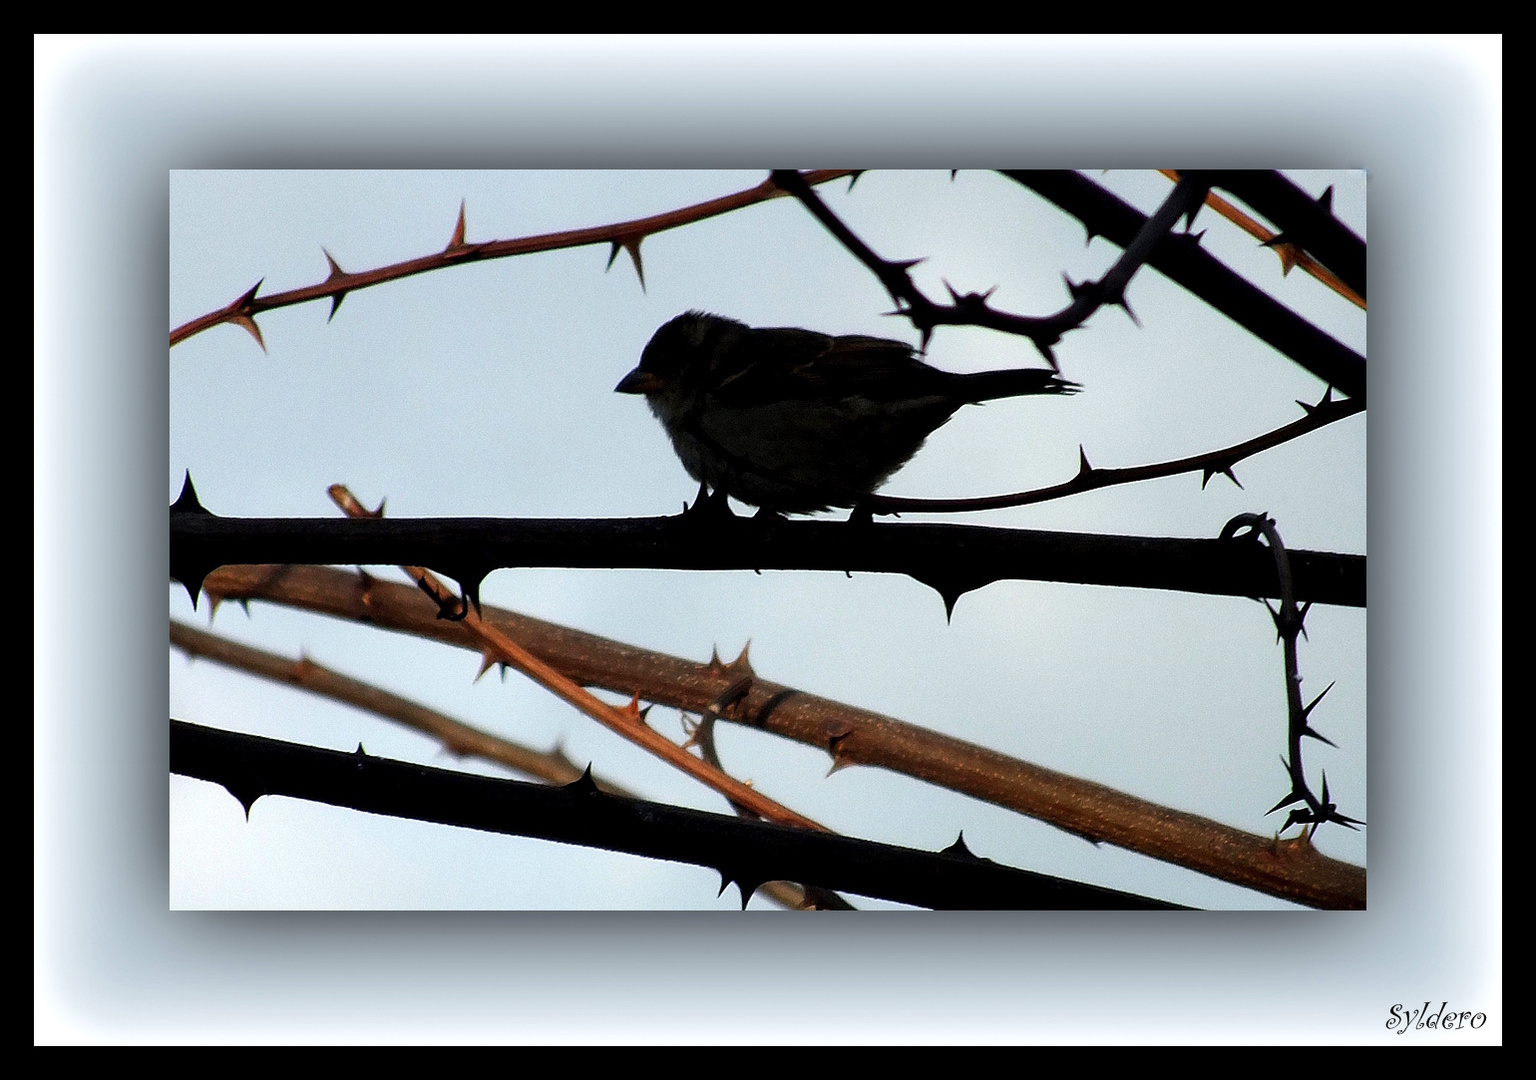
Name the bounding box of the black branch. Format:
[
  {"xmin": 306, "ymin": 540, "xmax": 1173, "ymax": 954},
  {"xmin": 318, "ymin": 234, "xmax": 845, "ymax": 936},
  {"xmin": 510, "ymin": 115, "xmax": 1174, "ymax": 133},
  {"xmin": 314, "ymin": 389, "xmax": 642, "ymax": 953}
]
[
  {"xmin": 772, "ymin": 169, "xmax": 1210, "ymax": 367},
  {"xmin": 171, "ymin": 720, "xmax": 1186, "ymax": 910},
  {"xmin": 170, "ymin": 504, "xmax": 1366, "ymax": 615},
  {"xmin": 1002, "ymin": 171, "xmax": 1366, "ymax": 401}
]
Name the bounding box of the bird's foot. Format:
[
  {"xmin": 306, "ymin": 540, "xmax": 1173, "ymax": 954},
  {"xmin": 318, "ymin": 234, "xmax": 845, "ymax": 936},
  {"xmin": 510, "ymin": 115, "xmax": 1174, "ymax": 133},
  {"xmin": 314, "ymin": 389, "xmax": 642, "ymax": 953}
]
[{"xmin": 682, "ymin": 482, "xmax": 736, "ymax": 523}]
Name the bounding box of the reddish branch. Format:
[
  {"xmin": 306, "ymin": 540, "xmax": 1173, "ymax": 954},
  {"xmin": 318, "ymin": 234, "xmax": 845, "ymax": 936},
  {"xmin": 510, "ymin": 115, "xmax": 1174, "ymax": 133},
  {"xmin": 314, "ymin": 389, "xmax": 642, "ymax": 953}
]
[{"xmin": 170, "ymin": 171, "xmax": 855, "ymax": 349}]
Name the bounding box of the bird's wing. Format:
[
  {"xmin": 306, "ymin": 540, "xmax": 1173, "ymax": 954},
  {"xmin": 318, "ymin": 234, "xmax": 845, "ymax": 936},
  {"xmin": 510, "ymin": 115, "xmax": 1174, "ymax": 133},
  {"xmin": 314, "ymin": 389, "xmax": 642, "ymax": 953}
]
[{"xmin": 709, "ymin": 329, "xmax": 939, "ymax": 405}]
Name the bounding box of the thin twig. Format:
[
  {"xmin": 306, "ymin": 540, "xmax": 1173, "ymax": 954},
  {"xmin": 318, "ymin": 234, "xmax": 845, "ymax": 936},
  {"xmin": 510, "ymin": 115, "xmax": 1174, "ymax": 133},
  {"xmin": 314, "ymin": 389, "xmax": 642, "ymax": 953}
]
[
  {"xmin": 1205, "ymin": 171, "xmax": 1366, "ymax": 300},
  {"xmin": 171, "ymin": 617, "xmax": 608, "ymax": 789},
  {"xmin": 858, "ymin": 389, "xmax": 1363, "ymax": 514}
]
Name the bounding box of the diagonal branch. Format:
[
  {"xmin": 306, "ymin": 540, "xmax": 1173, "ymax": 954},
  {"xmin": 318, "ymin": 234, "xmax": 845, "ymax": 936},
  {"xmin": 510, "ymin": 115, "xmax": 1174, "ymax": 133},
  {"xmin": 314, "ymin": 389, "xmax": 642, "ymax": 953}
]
[
  {"xmin": 195, "ymin": 563, "xmax": 1367, "ymax": 908},
  {"xmin": 858, "ymin": 390, "xmax": 1364, "ymax": 514},
  {"xmin": 170, "ymin": 171, "xmax": 855, "ymax": 349},
  {"xmin": 1003, "ymin": 171, "xmax": 1366, "ymax": 401},
  {"xmin": 1161, "ymin": 171, "xmax": 1365, "ymax": 309},
  {"xmin": 171, "ymin": 617, "xmax": 609, "ymax": 790},
  {"xmin": 171, "ymin": 720, "xmax": 1187, "ymax": 910},
  {"xmin": 1205, "ymin": 171, "xmax": 1366, "ymax": 300}
]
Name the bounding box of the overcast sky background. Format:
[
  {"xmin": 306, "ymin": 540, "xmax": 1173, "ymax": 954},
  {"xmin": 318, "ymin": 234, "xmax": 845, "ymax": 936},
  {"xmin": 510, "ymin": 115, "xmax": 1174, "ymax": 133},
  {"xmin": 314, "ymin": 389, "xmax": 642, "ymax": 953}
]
[{"xmin": 168, "ymin": 167, "xmax": 1367, "ymax": 910}]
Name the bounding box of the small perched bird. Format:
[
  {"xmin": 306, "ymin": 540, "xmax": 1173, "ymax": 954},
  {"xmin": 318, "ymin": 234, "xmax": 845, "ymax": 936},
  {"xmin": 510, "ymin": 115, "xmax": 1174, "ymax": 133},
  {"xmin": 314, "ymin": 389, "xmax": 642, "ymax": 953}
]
[{"xmin": 615, "ymin": 312, "xmax": 1078, "ymax": 514}]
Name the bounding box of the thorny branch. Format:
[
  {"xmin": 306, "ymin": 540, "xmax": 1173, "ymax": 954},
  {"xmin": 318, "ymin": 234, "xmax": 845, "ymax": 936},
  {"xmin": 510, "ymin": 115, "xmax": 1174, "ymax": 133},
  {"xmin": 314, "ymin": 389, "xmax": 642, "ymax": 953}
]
[
  {"xmin": 169, "ymin": 618, "xmax": 829, "ymax": 910},
  {"xmin": 171, "ymin": 720, "xmax": 1186, "ymax": 910},
  {"xmin": 1160, "ymin": 171, "xmax": 1365, "ymax": 309},
  {"xmin": 170, "ymin": 171, "xmax": 854, "ymax": 350},
  {"xmin": 615, "ymin": 379, "xmax": 1356, "ymax": 522},
  {"xmin": 171, "ymin": 617, "xmax": 596, "ymax": 788},
  {"xmin": 826, "ymin": 389, "xmax": 1362, "ymax": 517},
  {"xmin": 170, "ymin": 477, "xmax": 1366, "ymax": 620},
  {"xmin": 1220, "ymin": 514, "xmax": 1364, "ymax": 837},
  {"xmin": 1203, "ymin": 171, "xmax": 1367, "ymax": 301},
  {"xmin": 193, "ymin": 563, "xmax": 1367, "ymax": 908},
  {"xmin": 771, "ymin": 169, "xmax": 1210, "ymax": 368}
]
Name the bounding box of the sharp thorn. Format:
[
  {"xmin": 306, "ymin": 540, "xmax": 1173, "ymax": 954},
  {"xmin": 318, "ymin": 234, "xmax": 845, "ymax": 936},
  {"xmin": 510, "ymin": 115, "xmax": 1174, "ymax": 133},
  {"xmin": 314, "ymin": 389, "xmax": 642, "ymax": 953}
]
[
  {"xmin": 1302, "ymin": 681, "xmax": 1335, "ymax": 718},
  {"xmin": 171, "ymin": 471, "xmax": 209, "ymax": 515},
  {"xmin": 446, "ymin": 199, "xmax": 467, "ymax": 250},
  {"xmin": 230, "ymin": 314, "xmax": 266, "ymax": 352},
  {"xmin": 323, "ymin": 248, "xmax": 346, "ymax": 280}
]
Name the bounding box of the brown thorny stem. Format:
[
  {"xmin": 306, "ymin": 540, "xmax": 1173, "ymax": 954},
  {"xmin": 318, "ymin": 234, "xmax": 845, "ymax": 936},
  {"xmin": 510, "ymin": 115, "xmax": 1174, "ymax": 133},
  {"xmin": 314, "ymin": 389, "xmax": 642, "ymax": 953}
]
[
  {"xmin": 197, "ymin": 563, "xmax": 1366, "ymax": 908},
  {"xmin": 325, "ymin": 484, "xmax": 825, "ymax": 833}
]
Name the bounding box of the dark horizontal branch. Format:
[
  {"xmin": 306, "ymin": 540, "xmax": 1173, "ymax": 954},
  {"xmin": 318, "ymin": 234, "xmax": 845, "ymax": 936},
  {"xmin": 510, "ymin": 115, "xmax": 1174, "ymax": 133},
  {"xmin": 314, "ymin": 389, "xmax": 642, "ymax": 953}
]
[
  {"xmin": 196, "ymin": 564, "xmax": 1369, "ymax": 908},
  {"xmin": 171, "ymin": 720, "xmax": 1184, "ymax": 910},
  {"xmin": 1003, "ymin": 171, "xmax": 1366, "ymax": 401},
  {"xmin": 171, "ymin": 504, "xmax": 1366, "ymax": 614},
  {"xmin": 1208, "ymin": 171, "xmax": 1366, "ymax": 300}
]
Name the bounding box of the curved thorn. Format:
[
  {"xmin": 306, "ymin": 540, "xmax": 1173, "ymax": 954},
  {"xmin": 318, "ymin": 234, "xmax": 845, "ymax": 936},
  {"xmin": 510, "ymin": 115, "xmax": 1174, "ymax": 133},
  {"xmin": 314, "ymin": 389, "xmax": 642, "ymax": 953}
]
[
  {"xmin": 623, "ymin": 237, "xmax": 646, "ymax": 292},
  {"xmin": 230, "ymin": 314, "xmax": 266, "ymax": 352}
]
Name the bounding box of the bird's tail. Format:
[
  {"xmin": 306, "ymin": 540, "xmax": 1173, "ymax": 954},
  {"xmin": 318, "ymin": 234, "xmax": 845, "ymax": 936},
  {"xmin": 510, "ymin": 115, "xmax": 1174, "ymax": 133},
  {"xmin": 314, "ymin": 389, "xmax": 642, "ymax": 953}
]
[{"xmin": 952, "ymin": 367, "xmax": 1080, "ymax": 402}]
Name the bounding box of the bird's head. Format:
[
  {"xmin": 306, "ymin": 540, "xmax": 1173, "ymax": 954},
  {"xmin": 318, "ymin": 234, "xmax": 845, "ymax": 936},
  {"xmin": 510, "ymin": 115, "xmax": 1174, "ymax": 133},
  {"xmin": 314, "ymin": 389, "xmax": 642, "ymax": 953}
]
[{"xmin": 615, "ymin": 312, "xmax": 748, "ymax": 419}]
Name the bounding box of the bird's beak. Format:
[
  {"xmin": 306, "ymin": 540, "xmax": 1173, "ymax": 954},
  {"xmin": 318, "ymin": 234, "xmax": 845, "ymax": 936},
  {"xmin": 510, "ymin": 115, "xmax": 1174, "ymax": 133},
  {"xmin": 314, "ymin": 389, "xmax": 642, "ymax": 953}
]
[{"xmin": 615, "ymin": 368, "xmax": 665, "ymax": 395}]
